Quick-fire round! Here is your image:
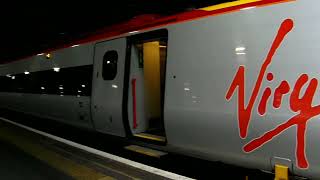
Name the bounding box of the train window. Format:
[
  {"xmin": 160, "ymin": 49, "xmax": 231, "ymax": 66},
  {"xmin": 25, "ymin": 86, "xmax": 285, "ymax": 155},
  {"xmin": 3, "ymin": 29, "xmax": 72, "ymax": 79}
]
[
  {"xmin": 102, "ymin": 50, "xmax": 118, "ymax": 80},
  {"xmin": 0, "ymin": 65, "xmax": 93, "ymax": 96}
]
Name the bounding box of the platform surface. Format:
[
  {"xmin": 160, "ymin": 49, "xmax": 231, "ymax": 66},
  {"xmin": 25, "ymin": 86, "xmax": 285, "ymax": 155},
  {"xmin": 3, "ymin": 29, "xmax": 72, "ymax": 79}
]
[
  {"xmin": 0, "ymin": 139, "xmax": 73, "ymax": 180},
  {"xmin": 0, "ymin": 119, "xmax": 190, "ymax": 180}
]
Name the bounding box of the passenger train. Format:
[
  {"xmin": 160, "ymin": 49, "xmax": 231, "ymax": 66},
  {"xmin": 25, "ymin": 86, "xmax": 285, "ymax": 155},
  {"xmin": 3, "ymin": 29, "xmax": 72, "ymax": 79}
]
[{"xmin": 1, "ymin": 0, "xmax": 319, "ymax": 179}]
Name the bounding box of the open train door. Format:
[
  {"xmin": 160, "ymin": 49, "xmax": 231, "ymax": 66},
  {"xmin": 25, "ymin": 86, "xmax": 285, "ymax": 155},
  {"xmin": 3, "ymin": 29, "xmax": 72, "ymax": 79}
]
[{"xmin": 91, "ymin": 38, "xmax": 128, "ymax": 137}]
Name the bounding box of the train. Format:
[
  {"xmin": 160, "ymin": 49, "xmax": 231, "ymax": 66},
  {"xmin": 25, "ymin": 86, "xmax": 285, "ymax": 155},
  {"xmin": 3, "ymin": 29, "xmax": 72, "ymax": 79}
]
[{"xmin": 0, "ymin": 0, "xmax": 319, "ymax": 179}]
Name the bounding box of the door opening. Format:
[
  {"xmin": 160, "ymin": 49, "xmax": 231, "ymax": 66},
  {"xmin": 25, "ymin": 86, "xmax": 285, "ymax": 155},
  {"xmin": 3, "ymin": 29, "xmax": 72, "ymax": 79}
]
[{"xmin": 127, "ymin": 30, "xmax": 167, "ymax": 143}]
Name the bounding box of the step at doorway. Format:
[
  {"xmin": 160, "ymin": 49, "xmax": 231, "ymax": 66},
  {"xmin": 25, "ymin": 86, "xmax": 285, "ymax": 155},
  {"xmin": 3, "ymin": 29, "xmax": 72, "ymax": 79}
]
[{"xmin": 124, "ymin": 145, "xmax": 168, "ymax": 158}]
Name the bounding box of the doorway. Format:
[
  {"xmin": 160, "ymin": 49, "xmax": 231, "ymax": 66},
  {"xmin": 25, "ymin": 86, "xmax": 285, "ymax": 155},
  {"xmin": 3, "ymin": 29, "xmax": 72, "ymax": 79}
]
[{"xmin": 127, "ymin": 30, "xmax": 168, "ymax": 143}]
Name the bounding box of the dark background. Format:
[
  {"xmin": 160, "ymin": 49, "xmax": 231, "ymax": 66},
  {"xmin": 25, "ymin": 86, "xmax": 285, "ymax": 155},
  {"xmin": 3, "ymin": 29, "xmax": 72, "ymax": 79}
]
[{"xmin": 0, "ymin": 0, "xmax": 233, "ymax": 63}]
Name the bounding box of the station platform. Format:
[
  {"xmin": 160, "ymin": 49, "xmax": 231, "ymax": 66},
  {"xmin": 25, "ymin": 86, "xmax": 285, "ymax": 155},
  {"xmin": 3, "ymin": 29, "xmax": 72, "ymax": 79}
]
[{"xmin": 0, "ymin": 118, "xmax": 191, "ymax": 180}]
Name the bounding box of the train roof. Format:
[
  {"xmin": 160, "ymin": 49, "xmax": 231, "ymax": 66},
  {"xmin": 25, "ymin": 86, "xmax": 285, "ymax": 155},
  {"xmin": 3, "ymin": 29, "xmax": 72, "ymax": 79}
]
[{"xmin": 3, "ymin": 0, "xmax": 291, "ymax": 64}]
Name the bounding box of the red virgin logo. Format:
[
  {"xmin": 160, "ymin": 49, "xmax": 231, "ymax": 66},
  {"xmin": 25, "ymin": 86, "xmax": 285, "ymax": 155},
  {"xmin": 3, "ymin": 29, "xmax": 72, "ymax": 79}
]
[{"xmin": 226, "ymin": 18, "xmax": 318, "ymax": 169}]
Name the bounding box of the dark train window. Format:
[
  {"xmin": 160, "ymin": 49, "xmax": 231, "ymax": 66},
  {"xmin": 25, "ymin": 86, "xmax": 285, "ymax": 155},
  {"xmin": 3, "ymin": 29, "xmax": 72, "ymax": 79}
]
[
  {"xmin": 102, "ymin": 50, "xmax": 118, "ymax": 80},
  {"xmin": 0, "ymin": 65, "xmax": 93, "ymax": 96}
]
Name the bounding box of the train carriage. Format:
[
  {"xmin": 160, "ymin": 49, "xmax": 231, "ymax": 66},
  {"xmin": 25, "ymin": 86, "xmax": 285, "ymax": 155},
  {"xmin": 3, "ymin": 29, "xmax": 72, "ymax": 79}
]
[{"xmin": 1, "ymin": 0, "xmax": 319, "ymax": 179}]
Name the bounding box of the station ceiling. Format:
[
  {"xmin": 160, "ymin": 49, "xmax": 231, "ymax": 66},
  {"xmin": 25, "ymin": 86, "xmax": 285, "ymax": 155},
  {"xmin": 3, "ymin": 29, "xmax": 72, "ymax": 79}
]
[{"xmin": 0, "ymin": 0, "xmax": 232, "ymax": 63}]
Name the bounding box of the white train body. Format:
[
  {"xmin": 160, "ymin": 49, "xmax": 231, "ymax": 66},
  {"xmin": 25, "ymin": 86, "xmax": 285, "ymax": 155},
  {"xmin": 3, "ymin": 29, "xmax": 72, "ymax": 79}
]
[{"xmin": 1, "ymin": 0, "xmax": 320, "ymax": 178}]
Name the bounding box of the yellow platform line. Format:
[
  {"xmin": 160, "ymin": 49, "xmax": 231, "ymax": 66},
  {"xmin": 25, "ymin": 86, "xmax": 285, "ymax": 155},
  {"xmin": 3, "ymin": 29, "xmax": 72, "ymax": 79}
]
[
  {"xmin": 0, "ymin": 124, "xmax": 114, "ymax": 180},
  {"xmin": 53, "ymin": 145, "xmax": 140, "ymax": 179}
]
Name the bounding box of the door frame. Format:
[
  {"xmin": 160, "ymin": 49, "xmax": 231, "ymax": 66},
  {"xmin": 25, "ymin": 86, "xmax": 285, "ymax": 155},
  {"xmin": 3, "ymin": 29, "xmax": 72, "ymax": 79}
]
[{"xmin": 122, "ymin": 29, "xmax": 169, "ymax": 141}]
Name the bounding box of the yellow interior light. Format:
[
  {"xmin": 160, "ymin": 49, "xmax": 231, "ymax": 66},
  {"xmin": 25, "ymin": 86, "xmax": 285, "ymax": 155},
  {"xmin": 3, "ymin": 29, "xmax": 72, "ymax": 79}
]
[{"xmin": 46, "ymin": 53, "xmax": 52, "ymax": 59}]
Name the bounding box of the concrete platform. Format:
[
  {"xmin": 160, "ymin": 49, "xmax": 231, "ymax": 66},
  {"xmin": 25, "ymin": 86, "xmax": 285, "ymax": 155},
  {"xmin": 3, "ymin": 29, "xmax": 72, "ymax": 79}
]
[
  {"xmin": 0, "ymin": 117, "xmax": 192, "ymax": 180},
  {"xmin": 0, "ymin": 140, "xmax": 73, "ymax": 180}
]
